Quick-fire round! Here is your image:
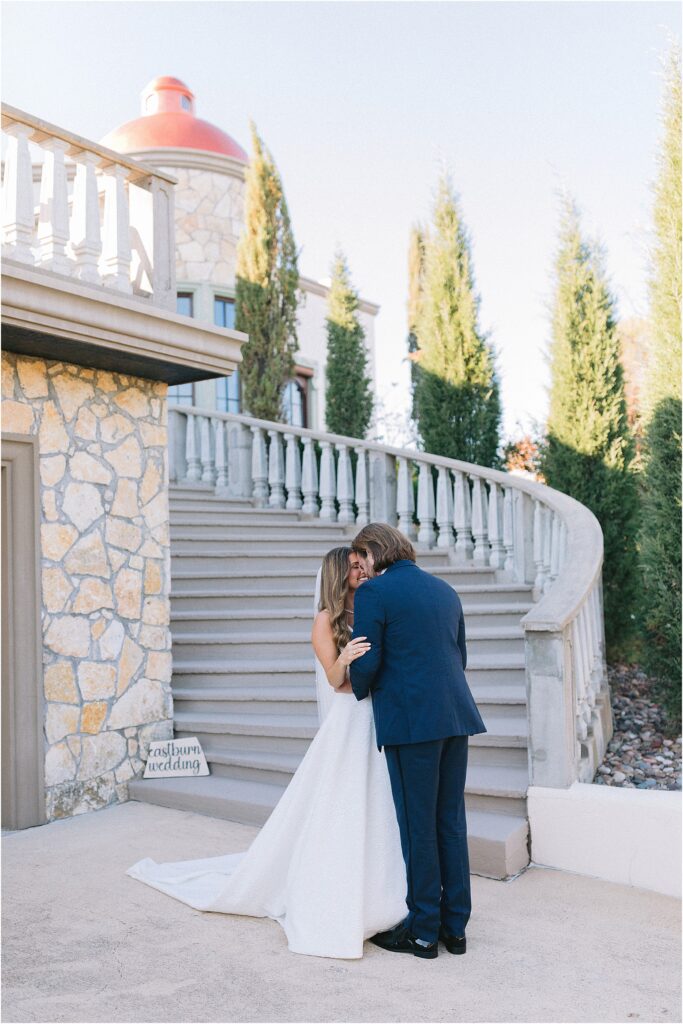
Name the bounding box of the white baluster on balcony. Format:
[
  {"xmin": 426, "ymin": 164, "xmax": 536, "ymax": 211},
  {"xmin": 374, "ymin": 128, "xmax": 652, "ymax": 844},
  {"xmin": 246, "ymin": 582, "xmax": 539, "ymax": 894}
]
[
  {"xmin": 284, "ymin": 433, "xmax": 303, "ymax": 510},
  {"xmin": 470, "ymin": 476, "xmax": 490, "ymax": 565},
  {"xmin": 268, "ymin": 430, "xmax": 286, "ymax": 508},
  {"xmin": 354, "ymin": 447, "xmax": 369, "ymax": 526},
  {"xmin": 436, "ymin": 467, "xmax": 454, "ymax": 548},
  {"xmin": 214, "ymin": 418, "xmax": 228, "ymax": 488},
  {"xmin": 1, "ymin": 122, "xmax": 35, "ymax": 263},
  {"xmin": 301, "ymin": 437, "xmax": 319, "ymax": 516},
  {"xmin": 250, "ymin": 426, "xmax": 268, "ymax": 506},
  {"xmin": 533, "ymin": 500, "xmax": 547, "ymax": 592},
  {"xmin": 487, "ymin": 481, "xmax": 505, "ymax": 568},
  {"xmin": 99, "ymin": 163, "xmax": 132, "ymax": 292},
  {"xmin": 36, "ymin": 137, "xmax": 71, "ymax": 275},
  {"xmin": 573, "ymin": 618, "xmax": 590, "ymax": 744},
  {"xmin": 396, "ymin": 457, "xmax": 416, "ymax": 539},
  {"xmin": 503, "ymin": 486, "xmax": 515, "ymax": 573},
  {"xmin": 417, "ymin": 462, "xmax": 436, "ymax": 546},
  {"xmin": 336, "ymin": 444, "xmax": 355, "ymax": 524},
  {"xmin": 70, "ymin": 150, "xmax": 102, "ymax": 283},
  {"xmin": 557, "ymin": 518, "xmax": 568, "ymax": 573},
  {"xmin": 319, "ymin": 442, "xmax": 337, "ymax": 521},
  {"xmin": 184, "ymin": 413, "xmax": 201, "ymax": 482},
  {"xmin": 453, "ymin": 471, "xmax": 473, "ymax": 560},
  {"xmin": 199, "ymin": 415, "xmax": 214, "ymax": 483}
]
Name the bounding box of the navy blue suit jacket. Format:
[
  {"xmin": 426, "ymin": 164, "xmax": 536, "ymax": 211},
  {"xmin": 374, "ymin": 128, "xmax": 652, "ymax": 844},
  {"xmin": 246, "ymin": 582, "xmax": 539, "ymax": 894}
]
[{"xmin": 349, "ymin": 560, "xmax": 487, "ymax": 749}]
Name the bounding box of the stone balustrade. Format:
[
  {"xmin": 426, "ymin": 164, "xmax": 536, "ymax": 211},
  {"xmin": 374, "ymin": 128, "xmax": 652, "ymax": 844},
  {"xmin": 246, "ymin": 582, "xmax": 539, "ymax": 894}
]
[
  {"xmin": 168, "ymin": 404, "xmax": 611, "ymax": 789},
  {"xmin": 1, "ymin": 104, "xmax": 176, "ymax": 309}
]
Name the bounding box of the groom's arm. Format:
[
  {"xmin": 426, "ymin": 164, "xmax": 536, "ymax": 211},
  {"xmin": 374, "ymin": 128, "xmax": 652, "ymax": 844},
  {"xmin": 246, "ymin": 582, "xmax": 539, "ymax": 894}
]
[{"xmin": 349, "ymin": 583, "xmax": 384, "ymax": 701}]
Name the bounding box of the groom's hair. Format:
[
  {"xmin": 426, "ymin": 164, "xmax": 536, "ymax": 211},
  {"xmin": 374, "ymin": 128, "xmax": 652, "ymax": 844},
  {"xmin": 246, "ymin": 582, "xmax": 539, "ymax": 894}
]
[{"xmin": 351, "ymin": 523, "xmax": 416, "ymax": 573}]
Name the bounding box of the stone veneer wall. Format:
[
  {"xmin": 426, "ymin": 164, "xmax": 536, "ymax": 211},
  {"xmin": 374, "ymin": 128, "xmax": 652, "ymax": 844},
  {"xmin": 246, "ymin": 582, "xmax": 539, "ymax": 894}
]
[
  {"xmin": 1, "ymin": 350, "xmax": 173, "ymax": 820},
  {"xmin": 169, "ymin": 165, "xmax": 245, "ymax": 286}
]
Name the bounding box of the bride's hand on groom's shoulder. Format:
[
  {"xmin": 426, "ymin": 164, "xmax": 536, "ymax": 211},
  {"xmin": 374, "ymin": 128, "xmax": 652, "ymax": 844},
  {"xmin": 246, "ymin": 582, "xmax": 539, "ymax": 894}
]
[{"xmin": 339, "ymin": 636, "xmax": 371, "ymax": 667}]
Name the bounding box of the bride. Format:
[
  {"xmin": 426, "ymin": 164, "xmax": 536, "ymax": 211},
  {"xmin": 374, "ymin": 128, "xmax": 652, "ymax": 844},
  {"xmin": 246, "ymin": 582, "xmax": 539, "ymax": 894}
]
[{"xmin": 125, "ymin": 545, "xmax": 407, "ymax": 959}]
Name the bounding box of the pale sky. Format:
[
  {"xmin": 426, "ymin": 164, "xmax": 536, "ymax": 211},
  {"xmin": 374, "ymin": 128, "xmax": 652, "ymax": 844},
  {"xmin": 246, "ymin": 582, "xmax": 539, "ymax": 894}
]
[{"xmin": 2, "ymin": 1, "xmax": 679, "ymax": 444}]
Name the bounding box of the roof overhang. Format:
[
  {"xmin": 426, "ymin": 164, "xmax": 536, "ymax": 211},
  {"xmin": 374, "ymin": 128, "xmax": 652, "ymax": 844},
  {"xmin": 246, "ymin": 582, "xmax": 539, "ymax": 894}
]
[{"xmin": 1, "ymin": 260, "xmax": 246, "ymax": 384}]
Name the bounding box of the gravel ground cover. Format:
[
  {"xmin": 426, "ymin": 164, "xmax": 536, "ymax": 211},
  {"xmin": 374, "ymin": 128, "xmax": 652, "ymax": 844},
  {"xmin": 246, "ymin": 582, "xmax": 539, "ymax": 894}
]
[{"xmin": 594, "ymin": 663, "xmax": 681, "ymax": 790}]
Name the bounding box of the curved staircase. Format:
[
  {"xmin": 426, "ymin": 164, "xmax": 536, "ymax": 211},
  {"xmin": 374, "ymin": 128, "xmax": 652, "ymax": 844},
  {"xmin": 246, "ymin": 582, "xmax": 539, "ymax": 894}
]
[{"xmin": 130, "ymin": 484, "xmax": 533, "ymax": 879}]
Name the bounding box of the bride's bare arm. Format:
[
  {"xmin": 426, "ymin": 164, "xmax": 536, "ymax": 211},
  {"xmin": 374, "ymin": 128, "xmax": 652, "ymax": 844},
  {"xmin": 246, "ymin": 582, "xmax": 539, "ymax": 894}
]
[{"xmin": 311, "ymin": 611, "xmax": 371, "ymax": 691}]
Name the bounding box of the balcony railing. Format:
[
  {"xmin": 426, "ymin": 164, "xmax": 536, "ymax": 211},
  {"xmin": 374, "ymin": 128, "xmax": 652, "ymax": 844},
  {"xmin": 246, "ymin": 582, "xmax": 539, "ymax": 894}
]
[
  {"xmin": 168, "ymin": 405, "xmax": 611, "ymax": 790},
  {"xmin": 1, "ymin": 104, "xmax": 176, "ymax": 309}
]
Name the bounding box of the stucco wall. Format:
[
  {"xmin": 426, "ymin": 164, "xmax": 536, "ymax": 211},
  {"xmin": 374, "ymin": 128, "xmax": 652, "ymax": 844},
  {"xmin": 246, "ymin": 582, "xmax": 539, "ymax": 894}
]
[{"xmin": 1, "ymin": 351, "xmax": 173, "ymax": 820}]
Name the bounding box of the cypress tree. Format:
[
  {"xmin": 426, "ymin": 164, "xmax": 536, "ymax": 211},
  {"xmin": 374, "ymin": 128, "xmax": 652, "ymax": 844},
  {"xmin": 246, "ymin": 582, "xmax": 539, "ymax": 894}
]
[
  {"xmin": 413, "ymin": 174, "xmax": 502, "ymax": 466},
  {"xmin": 639, "ymin": 43, "xmax": 682, "ymax": 726},
  {"xmin": 324, "ymin": 251, "xmax": 373, "ymax": 438},
  {"xmin": 407, "ymin": 225, "xmax": 426, "ymax": 421},
  {"xmin": 235, "ymin": 123, "xmax": 300, "ymax": 422},
  {"xmin": 540, "ymin": 197, "xmax": 640, "ymax": 655}
]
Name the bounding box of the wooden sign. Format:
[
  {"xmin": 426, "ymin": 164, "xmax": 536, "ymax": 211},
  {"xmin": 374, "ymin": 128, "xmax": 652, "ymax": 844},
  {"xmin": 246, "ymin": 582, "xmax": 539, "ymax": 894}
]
[{"xmin": 143, "ymin": 736, "xmax": 209, "ymax": 779}]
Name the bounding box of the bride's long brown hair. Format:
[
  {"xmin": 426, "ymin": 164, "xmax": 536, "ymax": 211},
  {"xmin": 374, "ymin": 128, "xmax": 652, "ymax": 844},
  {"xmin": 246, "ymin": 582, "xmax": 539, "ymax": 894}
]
[{"xmin": 318, "ymin": 546, "xmax": 353, "ymax": 652}]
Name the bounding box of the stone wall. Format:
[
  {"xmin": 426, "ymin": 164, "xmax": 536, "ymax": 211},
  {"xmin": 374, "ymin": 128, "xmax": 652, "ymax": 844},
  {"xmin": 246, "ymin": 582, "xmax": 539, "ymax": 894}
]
[
  {"xmin": 169, "ymin": 165, "xmax": 245, "ymax": 287},
  {"xmin": 1, "ymin": 351, "xmax": 173, "ymax": 820}
]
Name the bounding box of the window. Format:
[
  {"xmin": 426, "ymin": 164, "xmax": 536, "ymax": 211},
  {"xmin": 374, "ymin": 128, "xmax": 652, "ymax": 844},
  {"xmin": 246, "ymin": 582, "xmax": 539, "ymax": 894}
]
[
  {"xmin": 181, "ymin": 94, "xmax": 191, "ymax": 111},
  {"xmin": 283, "ymin": 380, "xmax": 306, "ymax": 428},
  {"xmin": 177, "ymin": 292, "xmax": 194, "ymax": 317},
  {"xmin": 216, "ymin": 372, "xmax": 241, "ymax": 414},
  {"xmin": 214, "ymin": 296, "xmax": 236, "ymax": 330},
  {"xmin": 168, "ymin": 382, "xmax": 194, "ymax": 406}
]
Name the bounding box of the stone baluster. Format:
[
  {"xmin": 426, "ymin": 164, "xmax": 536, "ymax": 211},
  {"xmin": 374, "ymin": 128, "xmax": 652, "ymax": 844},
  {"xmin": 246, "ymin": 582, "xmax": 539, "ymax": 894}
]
[
  {"xmin": 336, "ymin": 444, "xmax": 355, "ymax": 524},
  {"xmin": 532, "ymin": 500, "xmax": 547, "ymax": 593},
  {"xmin": 436, "ymin": 467, "xmax": 454, "ymax": 548},
  {"xmin": 227, "ymin": 423, "xmax": 253, "ymax": 498},
  {"xmin": 487, "ymin": 481, "xmax": 505, "ymax": 568},
  {"xmin": 319, "ymin": 442, "xmax": 337, "ymax": 521},
  {"xmin": 369, "ymin": 451, "xmax": 397, "ymax": 525},
  {"xmin": 354, "ymin": 448, "xmax": 370, "ymax": 526},
  {"xmin": 184, "ymin": 413, "xmax": 201, "ymax": 482},
  {"xmin": 99, "ymin": 163, "xmax": 132, "ymax": 292},
  {"xmin": 301, "ymin": 437, "xmax": 319, "ymax": 516},
  {"xmin": 542, "ymin": 505, "xmax": 553, "ymax": 592},
  {"xmin": 71, "ymin": 150, "xmax": 102, "ymax": 283},
  {"xmin": 470, "ymin": 476, "xmax": 490, "ymax": 565},
  {"xmin": 199, "ymin": 415, "xmax": 214, "ymax": 483},
  {"xmin": 573, "ymin": 618, "xmax": 590, "ymax": 743},
  {"xmin": 284, "ymin": 433, "xmax": 303, "ymax": 510},
  {"xmin": 250, "ymin": 426, "xmax": 268, "ymax": 506},
  {"xmin": 214, "ymin": 418, "xmax": 228, "ymax": 488},
  {"xmin": 396, "ymin": 457, "xmax": 416, "ymax": 539},
  {"xmin": 1, "ymin": 122, "xmax": 35, "ymax": 263},
  {"xmin": 267, "ymin": 430, "xmax": 286, "ymax": 509},
  {"xmin": 36, "ymin": 137, "xmax": 71, "ymax": 275},
  {"xmin": 453, "ymin": 471, "xmax": 473, "ymax": 560},
  {"xmin": 503, "ymin": 486, "xmax": 515, "ymax": 573},
  {"xmin": 549, "ymin": 512, "xmax": 561, "ymax": 583},
  {"xmin": 417, "ymin": 462, "xmax": 436, "ymax": 546}
]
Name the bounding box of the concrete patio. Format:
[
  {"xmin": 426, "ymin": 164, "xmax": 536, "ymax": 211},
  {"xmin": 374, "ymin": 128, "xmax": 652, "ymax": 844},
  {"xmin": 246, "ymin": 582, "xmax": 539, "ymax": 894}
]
[{"xmin": 2, "ymin": 801, "xmax": 680, "ymax": 1024}]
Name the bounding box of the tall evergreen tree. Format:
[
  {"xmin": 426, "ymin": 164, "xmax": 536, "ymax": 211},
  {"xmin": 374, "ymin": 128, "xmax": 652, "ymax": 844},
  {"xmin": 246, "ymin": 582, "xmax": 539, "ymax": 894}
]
[
  {"xmin": 324, "ymin": 252, "xmax": 373, "ymax": 438},
  {"xmin": 235, "ymin": 123, "xmax": 300, "ymax": 422},
  {"xmin": 639, "ymin": 43, "xmax": 682, "ymax": 726},
  {"xmin": 413, "ymin": 174, "xmax": 502, "ymax": 466},
  {"xmin": 407, "ymin": 224, "xmax": 426, "ymax": 421},
  {"xmin": 540, "ymin": 197, "xmax": 640, "ymax": 654}
]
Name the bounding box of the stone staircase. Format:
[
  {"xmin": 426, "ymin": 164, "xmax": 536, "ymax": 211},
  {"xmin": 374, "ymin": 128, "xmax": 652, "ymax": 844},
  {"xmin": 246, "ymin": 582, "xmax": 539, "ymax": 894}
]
[{"xmin": 129, "ymin": 483, "xmax": 534, "ymax": 879}]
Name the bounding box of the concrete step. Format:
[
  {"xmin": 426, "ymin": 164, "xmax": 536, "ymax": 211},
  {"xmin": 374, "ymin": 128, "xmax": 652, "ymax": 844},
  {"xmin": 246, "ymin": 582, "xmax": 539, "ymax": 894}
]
[
  {"xmin": 170, "ymin": 653, "xmax": 526, "ymax": 689},
  {"xmin": 170, "ymin": 565, "xmax": 499, "ymax": 592},
  {"xmin": 170, "ymin": 535, "xmax": 355, "ymax": 554},
  {"xmin": 171, "ymin": 550, "xmax": 453, "ymax": 572},
  {"xmin": 170, "ymin": 626, "xmax": 525, "ymax": 661},
  {"xmin": 169, "ymin": 603, "xmax": 532, "ymax": 632},
  {"xmin": 170, "ymin": 520, "xmax": 354, "ymax": 537},
  {"xmin": 127, "ymin": 774, "xmax": 529, "ymax": 879}
]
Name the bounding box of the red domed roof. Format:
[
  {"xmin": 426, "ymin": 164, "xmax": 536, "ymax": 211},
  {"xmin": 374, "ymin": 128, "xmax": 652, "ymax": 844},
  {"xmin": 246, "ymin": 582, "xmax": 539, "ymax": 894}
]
[{"xmin": 100, "ymin": 76, "xmax": 248, "ymax": 162}]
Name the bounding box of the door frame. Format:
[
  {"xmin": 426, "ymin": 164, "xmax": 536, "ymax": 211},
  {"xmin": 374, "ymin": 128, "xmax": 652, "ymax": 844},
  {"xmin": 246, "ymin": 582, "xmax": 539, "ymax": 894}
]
[{"xmin": 1, "ymin": 432, "xmax": 45, "ymax": 830}]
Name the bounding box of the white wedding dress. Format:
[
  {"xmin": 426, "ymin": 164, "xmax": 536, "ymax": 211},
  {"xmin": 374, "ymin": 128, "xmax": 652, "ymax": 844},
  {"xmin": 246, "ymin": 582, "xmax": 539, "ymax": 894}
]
[{"xmin": 125, "ymin": 571, "xmax": 407, "ymax": 959}]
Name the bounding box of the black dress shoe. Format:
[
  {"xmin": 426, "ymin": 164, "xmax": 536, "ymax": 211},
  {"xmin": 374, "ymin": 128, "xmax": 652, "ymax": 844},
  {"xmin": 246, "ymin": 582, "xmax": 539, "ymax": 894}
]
[
  {"xmin": 370, "ymin": 924, "xmax": 438, "ymax": 959},
  {"xmin": 439, "ymin": 926, "xmax": 466, "ymax": 954}
]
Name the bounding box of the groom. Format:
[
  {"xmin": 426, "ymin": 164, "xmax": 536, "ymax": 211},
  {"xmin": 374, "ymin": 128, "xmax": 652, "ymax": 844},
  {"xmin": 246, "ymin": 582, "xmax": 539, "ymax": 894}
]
[{"xmin": 349, "ymin": 522, "xmax": 487, "ymax": 960}]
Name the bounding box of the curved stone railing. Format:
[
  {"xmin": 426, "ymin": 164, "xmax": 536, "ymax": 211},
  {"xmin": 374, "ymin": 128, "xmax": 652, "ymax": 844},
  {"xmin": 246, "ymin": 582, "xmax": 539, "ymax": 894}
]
[
  {"xmin": 1, "ymin": 104, "xmax": 176, "ymax": 309},
  {"xmin": 168, "ymin": 405, "xmax": 611, "ymax": 789}
]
